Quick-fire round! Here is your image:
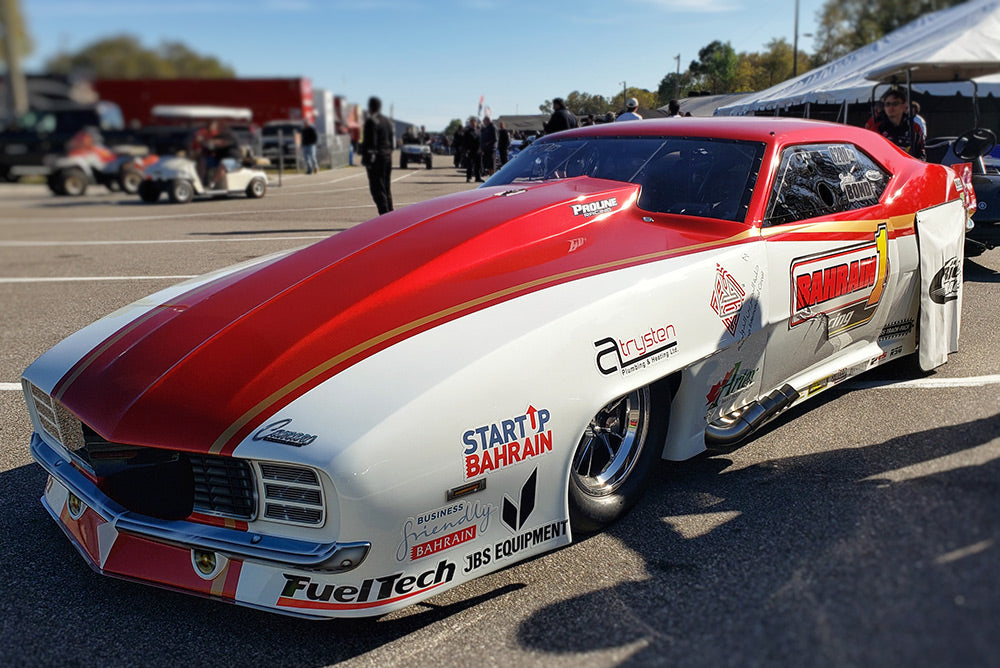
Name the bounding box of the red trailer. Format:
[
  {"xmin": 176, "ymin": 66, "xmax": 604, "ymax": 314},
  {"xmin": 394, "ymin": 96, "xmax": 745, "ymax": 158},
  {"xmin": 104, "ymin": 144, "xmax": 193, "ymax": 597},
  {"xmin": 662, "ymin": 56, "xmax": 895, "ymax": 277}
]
[{"xmin": 93, "ymin": 78, "xmax": 314, "ymax": 127}]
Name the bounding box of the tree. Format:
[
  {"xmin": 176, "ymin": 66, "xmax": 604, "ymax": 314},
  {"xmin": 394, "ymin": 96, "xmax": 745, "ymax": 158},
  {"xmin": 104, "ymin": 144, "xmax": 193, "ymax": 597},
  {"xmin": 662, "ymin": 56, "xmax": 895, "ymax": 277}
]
[
  {"xmin": 733, "ymin": 38, "xmax": 810, "ymax": 92},
  {"xmin": 0, "ymin": 0, "xmax": 33, "ymax": 63},
  {"xmin": 813, "ymin": 0, "xmax": 964, "ymax": 65},
  {"xmin": 443, "ymin": 118, "xmax": 462, "ymax": 136},
  {"xmin": 609, "ymin": 87, "xmax": 658, "ymax": 112},
  {"xmin": 689, "ymin": 41, "xmax": 739, "ymax": 94},
  {"xmin": 539, "ymin": 91, "xmax": 612, "ymax": 116},
  {"xmin": 45, "ymin": 34, "xmax": 234, "ymax": 78},
  {"xmin": 657, "ymin": 72, "xmax": 694, "ymax": 107}
]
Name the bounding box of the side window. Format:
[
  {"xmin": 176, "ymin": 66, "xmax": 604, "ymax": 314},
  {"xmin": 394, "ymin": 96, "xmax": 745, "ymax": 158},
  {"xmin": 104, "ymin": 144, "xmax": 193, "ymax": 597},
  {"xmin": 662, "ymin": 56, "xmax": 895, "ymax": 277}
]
[{"xmin": 764, "ymin": 143, "xmax": 889, "ymax": 225}]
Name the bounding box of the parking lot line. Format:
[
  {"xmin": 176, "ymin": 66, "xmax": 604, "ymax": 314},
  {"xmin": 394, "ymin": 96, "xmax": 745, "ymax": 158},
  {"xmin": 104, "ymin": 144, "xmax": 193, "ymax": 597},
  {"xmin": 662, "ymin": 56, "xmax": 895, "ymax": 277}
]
[
  {"xmin": 844, "ymin": 374, "xmax": 1000, "ymax": 389},
  {"xmin": 0, "ymin": 275, "xmax": 197, "ymax": 284},
  {"xmin": 0, "ymin": 236, "xmax": 327, "ymax": 247},
  {"xmin": 0, "ymin": 203, "xmax": 378, "ymax": 225}
]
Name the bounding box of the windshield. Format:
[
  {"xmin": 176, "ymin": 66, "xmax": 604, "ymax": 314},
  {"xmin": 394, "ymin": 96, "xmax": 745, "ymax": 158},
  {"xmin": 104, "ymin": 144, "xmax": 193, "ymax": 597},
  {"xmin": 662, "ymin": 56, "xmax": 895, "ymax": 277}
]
[{"xmin": 485, "ymin": 136, "xmax": 764, "ymax": 222}]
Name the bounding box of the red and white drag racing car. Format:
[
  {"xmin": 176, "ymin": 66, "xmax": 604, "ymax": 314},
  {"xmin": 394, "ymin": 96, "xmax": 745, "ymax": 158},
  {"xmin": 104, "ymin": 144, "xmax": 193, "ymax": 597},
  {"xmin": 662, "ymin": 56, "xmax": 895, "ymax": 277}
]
[{"xmin": 21, "ymin": 118, "xmax": 969, "ymax": 618}]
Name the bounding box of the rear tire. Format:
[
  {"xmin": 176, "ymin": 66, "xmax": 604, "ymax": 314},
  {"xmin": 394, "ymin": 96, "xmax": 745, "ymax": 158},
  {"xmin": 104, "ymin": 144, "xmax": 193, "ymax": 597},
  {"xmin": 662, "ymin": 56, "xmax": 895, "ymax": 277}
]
[
  {"xmin": 568, "ymin": 382, "xmax": 670, "ymax": 534},
  {"xmin": 168, "ymin": 179, "xmax": 194, "ymax": 204},
  {"xmin": 119, "ymin": 165, "xmax": 143, "ymax": 194},
  {"xmin": 425, "ymin": 156, "xmax": 432, "ymax": 169},
  {"xmin": 138, "ymin": 180, "xmax": 160, "ymax": 203},
  {"xmin": 245, "ymin": 178, "xmax": 267, "ymax": 199},
  {"xmin": 400, "ymin": 155, "xmax": 408, "ymax": 169},
  {"xmin": 47, "ymin": 172, "xmax": 66, "ymax": 195}
]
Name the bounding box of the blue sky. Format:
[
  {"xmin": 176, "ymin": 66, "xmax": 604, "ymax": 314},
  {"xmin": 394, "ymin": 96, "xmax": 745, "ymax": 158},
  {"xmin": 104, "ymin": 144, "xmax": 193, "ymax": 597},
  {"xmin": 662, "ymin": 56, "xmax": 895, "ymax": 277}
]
[{"xmin": 22, "ymin": 0, "xmax": 823, "ymax": 130}]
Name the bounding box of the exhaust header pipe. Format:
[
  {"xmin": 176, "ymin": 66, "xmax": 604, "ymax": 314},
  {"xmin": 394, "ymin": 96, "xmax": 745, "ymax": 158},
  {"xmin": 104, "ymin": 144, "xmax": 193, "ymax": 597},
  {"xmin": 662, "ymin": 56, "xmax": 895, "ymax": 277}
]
[{"xmin": 704, "ymin": 383, "xmax": 799, "ymax": 447}]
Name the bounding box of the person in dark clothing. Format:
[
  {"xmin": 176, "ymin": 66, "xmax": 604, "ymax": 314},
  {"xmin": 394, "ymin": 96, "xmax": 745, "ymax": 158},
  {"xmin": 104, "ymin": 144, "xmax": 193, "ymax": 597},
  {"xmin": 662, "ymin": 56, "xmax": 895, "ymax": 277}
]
[
  {"xmin": 301, "ymin": 121, "xmax": 319, "ymax": 174},
  {"xmin": 480, "ymin": 116, "xmax": 497, "ymax": 175},
  {"xmin": 453, "ymin": 126, "xmax": 466, "ymax": 168},
  {"xmin": 465, "ymin": 118, "xmax": 483, "ymax": 183},
  {"xmin": 872, "ymin": 89, "xmax": 926, "ymax": 161},
  {"xmin": 498, "ymin": 121, "xmax": 511, "ymax": 166},
  {"xmin": 543, "ymin": 97, "xmax": 579, "ymax": 135},
  {"xmin": 362, "ymin": 96, "xmax": 395, "ymax": 214}
]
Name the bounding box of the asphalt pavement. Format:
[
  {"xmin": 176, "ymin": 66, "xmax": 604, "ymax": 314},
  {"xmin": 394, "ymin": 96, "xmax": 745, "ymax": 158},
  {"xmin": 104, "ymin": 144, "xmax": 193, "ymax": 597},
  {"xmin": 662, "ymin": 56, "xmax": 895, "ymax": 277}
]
[{"xmin": 1, "ymin": 159, "xmax": 998, "ymax": 668}]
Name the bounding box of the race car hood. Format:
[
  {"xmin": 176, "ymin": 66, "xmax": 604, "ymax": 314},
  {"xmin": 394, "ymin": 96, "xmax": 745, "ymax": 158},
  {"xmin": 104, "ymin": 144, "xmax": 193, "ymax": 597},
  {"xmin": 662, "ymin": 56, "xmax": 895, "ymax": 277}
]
[{"xmin": 40, "ymin": 178, "xmax": 747, "ymax": 455}]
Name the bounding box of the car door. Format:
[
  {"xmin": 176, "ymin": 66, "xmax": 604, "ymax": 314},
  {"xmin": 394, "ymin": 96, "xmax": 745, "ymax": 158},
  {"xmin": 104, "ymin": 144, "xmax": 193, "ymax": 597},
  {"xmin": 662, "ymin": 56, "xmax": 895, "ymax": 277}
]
[{"xmin": 758, "ymin": 141, "xmax": 899, "ymax": 393}]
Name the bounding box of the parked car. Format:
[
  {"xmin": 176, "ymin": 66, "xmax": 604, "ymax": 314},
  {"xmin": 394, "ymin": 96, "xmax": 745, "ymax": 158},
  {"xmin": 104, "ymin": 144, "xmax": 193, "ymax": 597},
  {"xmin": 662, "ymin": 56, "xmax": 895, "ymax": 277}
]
[
  {"xmin": 261, "ymin": 119, "xmax": 304, "ymax": 166},
  {"xmin": 22, "ymin": 118, "xmax": 968, "ymax": 619}
]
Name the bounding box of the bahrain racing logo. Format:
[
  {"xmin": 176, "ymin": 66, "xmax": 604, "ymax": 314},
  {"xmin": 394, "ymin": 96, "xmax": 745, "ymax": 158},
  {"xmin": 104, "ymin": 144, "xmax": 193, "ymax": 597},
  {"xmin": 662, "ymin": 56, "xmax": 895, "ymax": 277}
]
[
  {"xmin": 710, "ymin": 264, "xmax": 746, "ymax": 336},
  {"xmin": 462, "ymin": 406, "xmax": 552, "ymax": 479},
  {"xmin": 929, "ymin": 257, "xmax": 960, "ymax": 304},
  {"xmin": 791, "ymin": 223, "xmax": 888, "ymax": 336},
  {"xmin": 594, "ymin": 324, "xmax": 678, "ymax": 377},
  {"xmin": 571, "ymin": 197, "xmax": 618, "ymax": 218}
]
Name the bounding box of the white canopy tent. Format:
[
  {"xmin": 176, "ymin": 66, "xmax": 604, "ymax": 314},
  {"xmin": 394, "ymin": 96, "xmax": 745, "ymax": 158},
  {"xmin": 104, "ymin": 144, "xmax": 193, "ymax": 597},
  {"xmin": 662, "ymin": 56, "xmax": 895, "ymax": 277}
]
[{"xmin": 717, "ymin": 0, "xmax": 1000, "ymax": 117}]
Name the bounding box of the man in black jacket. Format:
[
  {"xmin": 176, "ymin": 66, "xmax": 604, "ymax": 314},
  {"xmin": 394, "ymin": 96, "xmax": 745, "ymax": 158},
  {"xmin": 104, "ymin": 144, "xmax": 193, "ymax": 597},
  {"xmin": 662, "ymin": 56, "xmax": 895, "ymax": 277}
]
[
  {"xmin": 362, "ymin": 96, "xmax": 395, "ymax": 214},
  {"xmin": 543, "ymin": 97, "xmax": 578, "ymax": 135}
]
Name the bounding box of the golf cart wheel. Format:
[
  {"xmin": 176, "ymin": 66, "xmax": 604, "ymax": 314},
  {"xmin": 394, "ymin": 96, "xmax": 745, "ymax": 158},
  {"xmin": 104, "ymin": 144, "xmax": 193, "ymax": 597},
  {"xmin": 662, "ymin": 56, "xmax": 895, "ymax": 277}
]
[
  {"xmin": 245, "ymin": 178, "xmax": 267, "ymax": 199},
  {"xmin": 425, "ymin": 156, "xmax": 432, "ymax": 169},
  {"xmin": 168, "ymin": 179, "xmax": 194, "ymax": 204},
  {"xmin": 47, "ymin": 172, "xmax": 66, "ymax": 196},
  {"xmin": 400, "ymin": 155, "xmax": 408, "ymax": 169},
  {"xmin": 138, "ymin": 180, "xmax": 160, "ymax": 203},
  {"xmin": 119, "ymin": 165, "xmax": 143, "ymax": 194},
  {"xmin": 59, "ymin": 168, "xmax": 88, "ymax": 197}
]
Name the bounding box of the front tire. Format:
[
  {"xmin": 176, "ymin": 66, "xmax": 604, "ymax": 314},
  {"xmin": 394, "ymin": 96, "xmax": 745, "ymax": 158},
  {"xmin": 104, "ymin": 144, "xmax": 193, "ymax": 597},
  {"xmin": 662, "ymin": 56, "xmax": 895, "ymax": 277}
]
[
  {"xmin": 138, "ymin": 180, "xmax": 160, "ymax": 203},
  {"xmin": 59, "ymin": 168, "xmax": 88, "ymax": 197},
  {"xmin": 168, "ymin": 178, "xmax": 194, "ymax": 204},
  {"xmin": 400, "ymin": 155, "xmax": 408, "ymax": 169},
  {"xmin": 569, "ymin": 383, "xmax": 670, "ymax": 533},
  {"xmin": 119, "ymin": 165, "xmax": 143, "ymax": 194},
  {"xmin": 245, "ymin": 177, "xmax": 266, "ymax": 199}
]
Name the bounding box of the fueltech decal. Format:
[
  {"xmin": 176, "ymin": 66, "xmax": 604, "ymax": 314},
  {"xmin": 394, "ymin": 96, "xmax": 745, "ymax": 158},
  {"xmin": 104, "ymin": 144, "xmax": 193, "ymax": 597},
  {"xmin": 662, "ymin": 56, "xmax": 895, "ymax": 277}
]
[
  {"xmin": 463, "ymin": 405, "xmax": 552, "ymax": 479},
  {"xmin": 710, "ymin": 264, "xmax": 745, "ymax": 336},
  {"xmin": 396, "ymin": 499, "xmax": 497, "ymax": 562},
  {"xmin": 594, "ymin": 324, "xmax": 677, "ymax": 376},
  {"xmin": 278, "ymin": 559, "xmax": 455, "ymax": 611},
  {"xmin": 791, "ymin": 224, "xmax": 888, "ymax": 336}
]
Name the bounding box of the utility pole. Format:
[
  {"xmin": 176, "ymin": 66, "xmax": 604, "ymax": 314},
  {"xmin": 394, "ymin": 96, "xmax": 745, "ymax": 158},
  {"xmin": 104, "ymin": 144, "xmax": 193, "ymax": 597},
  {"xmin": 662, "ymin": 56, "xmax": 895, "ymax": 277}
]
[
  {"xmin": 1, "ymin": 0, "xmax": 29, "ymax": 120},
  {"xmin": 674, "ymin": 53, "xmax": 681, "ymax": 100},
  {"xmin": 792, "ymin": 0, "xmax": 800, "ymax": 78},
  {"xmin": 620, "ymin": 80, "xmax": 626, "ymax": 107}
]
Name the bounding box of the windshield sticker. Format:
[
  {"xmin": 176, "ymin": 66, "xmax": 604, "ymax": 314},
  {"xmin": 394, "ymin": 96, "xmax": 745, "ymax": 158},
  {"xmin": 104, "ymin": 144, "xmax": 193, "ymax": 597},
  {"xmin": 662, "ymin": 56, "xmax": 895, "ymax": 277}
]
[
  {"xmin": 840, "ymin": 175, "xmax": 875, "ymax": 203},
  {"xmin": 828, "ymin": 145, "xmax": 857, "ymax": 166}
]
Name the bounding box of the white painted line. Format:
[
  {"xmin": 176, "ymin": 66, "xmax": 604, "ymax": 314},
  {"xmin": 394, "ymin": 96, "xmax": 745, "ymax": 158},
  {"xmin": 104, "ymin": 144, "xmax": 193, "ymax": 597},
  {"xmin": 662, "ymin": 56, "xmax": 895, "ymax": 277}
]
[
  {"xmin": 844, "ymin": 374, "xmax": 1000, "ymax": 390},
  {"xmin": 0, "ymin": 236, "xmax": 328, "ymax": 248},
  {"xmin": 392, "ymin": 171, "xmax": 418, "ymax": 184},
  {"xmin": 0, "ymin": 383, "xmax": 21, "ymax": 391},
  {"xmin": 269, "ymin": 186, "xmax": 369, "ymax": 197},
  {"xmin": 275, "ymin": 172, "xmax": 366, "ymax": 189},
  {"xmin": 0, "ymin": 203, "xmax": 377, "ymax": 225},
  {"xmin": 0, "ymin": 275, "xmax": 196, "ymax": 284}
]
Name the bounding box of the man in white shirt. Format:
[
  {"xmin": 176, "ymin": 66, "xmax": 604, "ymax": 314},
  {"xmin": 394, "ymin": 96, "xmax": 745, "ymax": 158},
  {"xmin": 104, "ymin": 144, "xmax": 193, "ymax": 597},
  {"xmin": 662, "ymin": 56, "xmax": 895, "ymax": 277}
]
[{"xmin": 616, "ymin": 98, "xmax": 643, "ymax": 122}]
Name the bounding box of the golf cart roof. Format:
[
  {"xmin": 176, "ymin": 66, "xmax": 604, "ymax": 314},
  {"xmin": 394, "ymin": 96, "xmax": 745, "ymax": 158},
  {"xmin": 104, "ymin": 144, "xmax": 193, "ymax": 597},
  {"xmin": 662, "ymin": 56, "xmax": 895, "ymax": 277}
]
[
  {"xmin": 866, "ymin": 61, "xmax": 1000, "ymax": 84},
  {"xmin": 151, "ymin": 105, "xmax": 253, "ymax": 121}
]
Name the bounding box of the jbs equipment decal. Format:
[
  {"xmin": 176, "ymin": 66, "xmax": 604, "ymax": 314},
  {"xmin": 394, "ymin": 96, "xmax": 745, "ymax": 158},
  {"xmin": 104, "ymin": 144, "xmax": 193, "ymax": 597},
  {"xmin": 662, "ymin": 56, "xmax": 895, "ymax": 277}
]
[
  {"xmin": 464, "ymin": 468, "xmax": 568, "ymax": 574},
  {"xmin": 706, "ymin": 361, "xmax": 757, "ymax": 410},
  {"xmin": 594, "ymin": 324, "xmax": 677, "ymax": 376},
  {"xmin": 571, "ymin": 197, "xmax": 618, "ymax": 218},
  {"xmin": 396, "ymin": 499, "xmax": 497, "ymax": 562},
  {"xmin": 791, "ymin": 224, "xmax": 889, "ymax": 336},
  {"xmin": 710, "ymin": 264, "xmax": 746, "ymax": 336},
  {"xmin": 278, "ymin": 559, "xmax": 455, "ymax": 611},
  {"xmin": 463, "ymin": 405, "xmax": 552, "ymax": 479}
]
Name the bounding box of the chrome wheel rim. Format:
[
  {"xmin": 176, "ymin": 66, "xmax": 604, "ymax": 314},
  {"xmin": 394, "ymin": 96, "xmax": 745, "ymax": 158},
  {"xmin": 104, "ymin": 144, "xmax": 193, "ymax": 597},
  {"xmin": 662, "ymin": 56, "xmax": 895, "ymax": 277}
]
[{"xmin": 572, "ymin": 388, "xmax": 650, "ymax": 496}]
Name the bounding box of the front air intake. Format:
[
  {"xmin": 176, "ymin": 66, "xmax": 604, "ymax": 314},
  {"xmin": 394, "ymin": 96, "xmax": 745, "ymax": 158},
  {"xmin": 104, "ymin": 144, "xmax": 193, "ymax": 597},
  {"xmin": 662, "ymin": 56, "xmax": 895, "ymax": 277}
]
[{"xmin": 258, "ymin": 462, "xmax": 325, "ymax": 526}]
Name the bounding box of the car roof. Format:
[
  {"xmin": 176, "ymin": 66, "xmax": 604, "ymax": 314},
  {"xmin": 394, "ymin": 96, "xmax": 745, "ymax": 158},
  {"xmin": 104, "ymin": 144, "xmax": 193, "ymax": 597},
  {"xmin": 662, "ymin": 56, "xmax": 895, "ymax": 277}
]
[{"xmin": 549, "ymin": 117, "xmax": 880, "ymax": 149}]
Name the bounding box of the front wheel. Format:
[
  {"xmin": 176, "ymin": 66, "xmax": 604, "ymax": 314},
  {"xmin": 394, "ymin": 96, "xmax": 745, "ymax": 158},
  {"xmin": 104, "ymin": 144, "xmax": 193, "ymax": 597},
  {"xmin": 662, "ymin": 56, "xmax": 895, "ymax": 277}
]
[
  {"xmin": 569, "ymin": 383, "xmax": 670, "ymax": 534},
  {"xmin": 59, "ymin": 168, "xmax": 88, "ymax": 197},
  {"xmin": 245, "ymin": 177, "xmax": 266, "ymax": 199},
  {"xmin": 168, "ymin": 178, "xmax": 194, "ymax": 204},
  {"xmin": 119, "ymin": 165, "xmax": 143, "ymax": 194}
]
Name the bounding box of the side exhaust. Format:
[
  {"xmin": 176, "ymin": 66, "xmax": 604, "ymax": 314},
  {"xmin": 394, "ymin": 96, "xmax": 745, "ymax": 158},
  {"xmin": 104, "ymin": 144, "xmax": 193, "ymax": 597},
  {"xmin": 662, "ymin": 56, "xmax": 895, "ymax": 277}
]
[{"xmin": 704, "ymin": 384, "xmax": 800, "ymax": 447}]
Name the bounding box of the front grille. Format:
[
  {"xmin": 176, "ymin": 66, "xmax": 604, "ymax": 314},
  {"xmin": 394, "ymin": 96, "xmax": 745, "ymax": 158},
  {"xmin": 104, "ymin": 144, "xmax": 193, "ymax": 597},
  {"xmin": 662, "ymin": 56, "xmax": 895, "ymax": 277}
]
[
  {"xmin": 189, "ymin": 454, "xmax": 257, "ymax": 520},
  {"xmin": 259, "ymin": 462, "xmax": 325, "ymax": 526},
  {"xmin": 28, "ymin": 382, "xmax": 85, "ymax": 452}
]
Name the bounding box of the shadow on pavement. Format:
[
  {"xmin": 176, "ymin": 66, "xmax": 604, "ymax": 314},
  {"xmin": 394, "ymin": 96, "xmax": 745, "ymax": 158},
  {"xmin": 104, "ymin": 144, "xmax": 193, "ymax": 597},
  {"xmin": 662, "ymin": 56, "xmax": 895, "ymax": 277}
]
[{"xmin": 516, "ymin": 412, "xmax": 1000, "ymax": 666}]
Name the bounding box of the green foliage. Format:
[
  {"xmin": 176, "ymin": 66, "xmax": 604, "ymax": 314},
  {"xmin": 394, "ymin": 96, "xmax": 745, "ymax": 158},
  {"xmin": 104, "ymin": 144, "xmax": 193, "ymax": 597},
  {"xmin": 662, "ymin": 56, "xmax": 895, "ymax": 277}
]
[
  {"xmin": 688, "ymin": 41, "xmax": 739, "ymax": 95},
  {"xmin": 0, "ymin": 0, "xmax": 33, "ymax": 61},
  {"xmin": 657, "ymin": 72, "xmax": 694, "ymax": 107},
  {"xmin": 609, "ymin": 88, "xmax": 657, "ymax": 112},
  {"xmin": 443, "ymin": 118, "xmax": 462, "ymax": 136},
  {"xmin": 45, "ymin": 34, "xmax": 235, "ymax": 78},
  {"xmin": 812, "ymin": 0, "xmax": 965, "ymax": 65},
  {"xmin": 733, "ymin": 38, "xmax": 810, "ymax": 92}
]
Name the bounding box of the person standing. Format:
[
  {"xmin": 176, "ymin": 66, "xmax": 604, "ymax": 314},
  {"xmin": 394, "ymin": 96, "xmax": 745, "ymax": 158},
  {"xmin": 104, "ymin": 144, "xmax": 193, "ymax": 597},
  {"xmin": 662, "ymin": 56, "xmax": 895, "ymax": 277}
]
[
  {"xmin": 480, "ymin": 116, "xmax": 497, "ymax": 175},
  {"xmin": 362, "ymin": 96, "xmax": 395, "ymax": 214},
  {"xmin": 465, "ymin": 117, "xmax": 483, "ymax": 183},
  {"xmin": 543, "ymin": 97, "xmax": 578, "ymax": 135},
  {"xmin": 453, "ymin": 125, "xmax": 466, "ymax": 168},
  {"xmin": 498, "ymin": 120, "xmax": 511, "ymax": 167},
  {"xmin": 616, "ymin": 97, "xmax": 643, "ymax": 122},
  {"xmin": 665, "ymin": 99, "xmax": 681, "ymax": 118},
  {"xmin": 301, "ymin": 121, "xmax": 319, "ymax": 174},
  {"xmin": 911, "ymin": 101, "xmax": 928, "ymax": 138}
]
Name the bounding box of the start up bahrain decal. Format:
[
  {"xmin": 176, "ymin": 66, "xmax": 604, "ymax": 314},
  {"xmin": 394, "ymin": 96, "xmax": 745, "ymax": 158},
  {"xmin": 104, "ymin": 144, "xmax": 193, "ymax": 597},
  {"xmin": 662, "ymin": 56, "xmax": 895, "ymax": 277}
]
[
  {"xmin": 463, "ymin": 405, "xmax": 552, "ymax": 479},
  {"xmin": 790, "ymin": 224, "xmax": 888, "ymax": 336}
]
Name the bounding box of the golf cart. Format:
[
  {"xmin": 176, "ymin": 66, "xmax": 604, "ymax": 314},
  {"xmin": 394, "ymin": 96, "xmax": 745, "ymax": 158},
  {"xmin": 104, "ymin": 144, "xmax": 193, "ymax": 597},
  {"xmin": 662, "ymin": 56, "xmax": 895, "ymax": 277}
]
[
  {"xmin": 400, "ymin": 127, "xmax": 432, "ymax": 169},
  {"xmin": 46, "ymin": 128, "xmax": 153, "ymax": 197},
  {"xmin": 136, "ymin": 106, "xmax": 268, "ymax": 204}
]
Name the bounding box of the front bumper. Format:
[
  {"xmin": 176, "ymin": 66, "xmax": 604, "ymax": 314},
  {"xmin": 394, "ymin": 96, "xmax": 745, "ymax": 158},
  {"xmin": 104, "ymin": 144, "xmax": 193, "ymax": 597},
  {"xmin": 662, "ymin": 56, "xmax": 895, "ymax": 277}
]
[{"xmin": 31, "ymin": 433, "xmax": 370, "ymax": 613}]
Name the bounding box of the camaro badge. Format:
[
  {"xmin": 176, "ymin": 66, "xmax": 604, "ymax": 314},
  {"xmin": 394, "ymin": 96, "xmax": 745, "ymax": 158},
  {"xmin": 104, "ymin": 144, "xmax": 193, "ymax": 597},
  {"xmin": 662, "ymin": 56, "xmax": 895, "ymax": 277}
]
[{"xmin": 252, "ymin": 419, "xmax": 318, "ymax": 446}]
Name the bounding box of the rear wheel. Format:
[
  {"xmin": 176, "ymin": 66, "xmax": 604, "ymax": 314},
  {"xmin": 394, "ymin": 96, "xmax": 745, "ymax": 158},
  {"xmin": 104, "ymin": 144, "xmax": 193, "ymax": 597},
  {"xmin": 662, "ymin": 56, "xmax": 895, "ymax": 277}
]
[
  {"xmin": 168, "ymin": 179, "xmax": 194, "ymax": 204},
  {"xmin": 569, "ymin": 383, "xmax": 670, "ymax": 533},
  {"xmin": 245, "ymin": 178, "xmax": 267, "ymax": 199},
  {"xmin": 47, "ymin": 172, "xmax": 66, "ymax": 195},
  {"xmin": 400, "ymin": 155, "xmax": 408, "ymax": 169},
  {"xmin": 425, "ymin": 156, "xmax": 433, "ymax": 169},
  {"xmin": 119, "ymin": 165, "xmax": 143, "ymax": 194},
  {"xmin": 59, "ymin": 168, "xmax": 88, "ymax": 197}
]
